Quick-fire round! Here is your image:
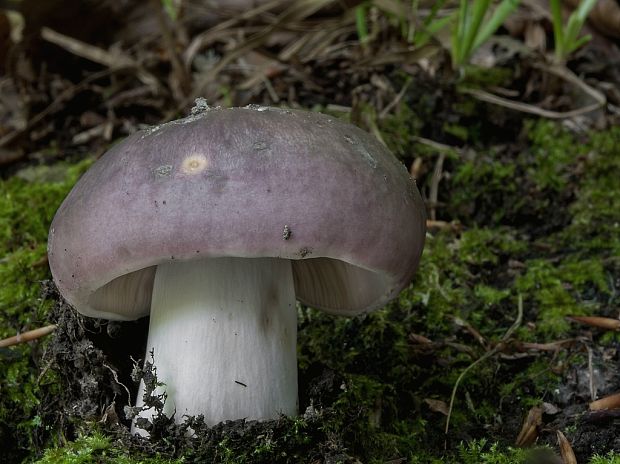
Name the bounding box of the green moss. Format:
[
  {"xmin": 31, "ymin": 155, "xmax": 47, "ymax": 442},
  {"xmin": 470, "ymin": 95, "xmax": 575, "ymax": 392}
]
[
  {"xmin": 455, "ymin": 439, "xmax": 551, "ymax": 464},
  {"xmin": 526, "ymin": 120, "xmax": 578, "ymax": 191},
  {"xmin": 590, "ymin": 452, "xmax": 620, "ymax": 464},
  {"xmin": 474, "ymin": 285, "xmax": 511, "ymax": 307},
  {"xmin": 0, "ymin": 160, "xmax": 92, "ymax": 461},
  {"xmin": 458, "ymin": 227, "xmax": 526, "ymax": 266},
  {"xmin": 460, "ymin": 66, "xmax": 514, "ymax": 88},
  {"xmin": 36, "ymin": 431, "xmax": 181, "ymax": 464},
  {"xmin": 443, "ymin": 123, "xmax": 470, "ymax": 142},
  {"xmin": 0, "ymin": 160, "xmax": 93, "ymax": 323},
  {"xmin": 446, "ymin": 119, "xmax": 584, "ymax": 228},
  {"xmin": 515, "ymin": 259, "xmax": 603, "ymax": 337},
  {"xmin": 449, "ymin": 153, "xmax": 519, "ymax": 223},
  {"xmin": 499, "ymin": 356, "xmax": 564, "ymax": 403},
  {"xmin": 559, "ymin": 127, "xmax": 620, "ymax": 256},
  {"xmin": 372, "ymin": 102, "xmax": 424, "ymax": 160}
]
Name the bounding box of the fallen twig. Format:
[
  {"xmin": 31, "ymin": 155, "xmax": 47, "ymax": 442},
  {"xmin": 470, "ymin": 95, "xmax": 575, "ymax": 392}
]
[
  {"xmin": 567, "ymin": 315, "xmax": 620, "ymax": 330},
  {"xmin": 514, "ymin": 339, "xmax": 577, "ymax": 352},
  {"xmin": 587, "ymin": 344, "xmax": 596, "ymax": 401},
  {"xmin": 429, "ymin": 152, "xmax": 445, "ymax": 221},
  {"xmin": 426, "ymin": 219, "xmax": 462, "ymax": 232},
  {"xmin": 41, "ymin": 27, "xmax": 133, "ymax": 68},
  {"xmin": 149, "ymin": 0, "xmax": 190, "ymax": 98},
  {"xmin": 41, "ymin": 27, "xmax": 159, "ymax": 89},
  {"xmin": 590, "ymin": 392, "xmax": 620, "ymax": 411},
  {"xmin": 411, "ymin": 136, "xmax": 459, "ymax": 153},
  {"xmin": 461, "ymin": 63, "xmax": 606, "ymax": 120},
  {"xmin": 445, "ymin": 294, "xmax": 523, "ymax": 437},
  {"xmin": 184, "ymin": 0, "xmax": 288, "ymax": 68},
  {"xmin": 583, "ymin": 408, "xmax": 620, "ymax": 422},
  {"xmin": 179, "ymin": 0, "xmax": 336, "ymax": 114},
  {"xmin": 461, "ymin": 86, "xmax": 603, "ymax": 119},
  {"xmin": 103, "ymin": 362, "xmax": 132, "ymax": 406},
  {"xmin": 0, "ymin": 324, "xmax": 56, "ymax": 348},
  {"xmin": 0, "ymin": 68, "xmax": 114, "ymax": 152},
  {"xmin": 379, "ymin": 77, "xmax": 412, "ymax": 119}
]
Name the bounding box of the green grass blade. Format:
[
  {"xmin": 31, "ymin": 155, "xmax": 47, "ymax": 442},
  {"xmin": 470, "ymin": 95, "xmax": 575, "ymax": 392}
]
[
  {"xmin": 427, "ymin": 13, "xmax": 454, "ymax": 34},
  {"xmin": 355, "ymin": 4, "xmax": 369, "ymax": 44},
  {"xmin": 461, "ymin": 0, "xmax": 491, "ymax": 63},
  {"xmin": 568, "ymin": 34, "xmax": 592, "ymax": 53},
  {"xmin": 407, "ymin": 0, "xmax": 419, "ymax": 43},
  {"xmin": 563, "ymin": 15, "xmax": 580, "ymax": 49},
  {"xmin": 472, "ymin": 0, "xmax": 520, "ymax": 51},
  {"xmin": 453, "ymin": 0, "xmax": 470, "ymax": 65},
  {"xmin": 555, "ymin": 0, "xmax": 597, "ymax": 60},
  {"xmin": 421, "ymin": 0, "xmax": 448, "ymax": 32},
  {"xmin": 415, "ymin": 13, "xmax": 453, "ymax": 47},
  {"xmin": 161, "ymin": 0, "xmax": 178, "ymax": 20},
  {"xmin": 550, "ymin": 0, "xmax": 565, "ymax": 60},
  {"xmin": 574, "ymin": 0, "xmax": 597, "ymax": 22}
]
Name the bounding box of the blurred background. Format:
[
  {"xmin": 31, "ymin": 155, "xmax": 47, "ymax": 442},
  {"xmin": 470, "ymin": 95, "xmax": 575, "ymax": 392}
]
[{"xmin": 1, "ymin": 0, "xmax": 618, "ymax": 170}]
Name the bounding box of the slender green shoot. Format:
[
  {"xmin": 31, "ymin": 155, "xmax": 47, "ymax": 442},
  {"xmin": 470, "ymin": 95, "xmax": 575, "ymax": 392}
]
[
  {"xmin": 451, "ymin": 0, "xmax": 520, "ymax": 68},
  {"xmin": 413, "ymin": 0, "xmax": 452, "ymax": 47},
  {"xmin": 355, "ymin": 3, "xmax": 370, "ymax": 45},
  {"xmin": 355, "ymin": 0, "xmax": 452, "ymax": 48},
  {"xmin": 161, "ymin": 0, "xmax": 178, "ymax": 20},
  {"xmin": 550, "ymin": 0, "xmax": 597, "ymax": 63}
]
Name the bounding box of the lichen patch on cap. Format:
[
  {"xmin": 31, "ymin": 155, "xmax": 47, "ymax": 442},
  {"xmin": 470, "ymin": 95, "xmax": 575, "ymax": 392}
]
[
  {"xmin": 154, "ymin": 165, "xmax": 173, "ymax": 178},
  {"xmin": 343, "ymin": 134, "xmax": 377, "ymax": 168}
]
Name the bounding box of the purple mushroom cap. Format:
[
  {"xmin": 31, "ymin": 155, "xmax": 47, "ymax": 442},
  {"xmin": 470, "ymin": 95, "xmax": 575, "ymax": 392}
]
[{"xmin": 48, "ymin": 105, "xmax": 426, "ymax": 321}]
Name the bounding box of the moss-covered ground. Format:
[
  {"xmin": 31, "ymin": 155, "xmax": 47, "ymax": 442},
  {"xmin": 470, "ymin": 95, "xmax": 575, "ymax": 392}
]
[{"xmin": 1, "ymin": 81, "xmax": 619, "ymax": 463}]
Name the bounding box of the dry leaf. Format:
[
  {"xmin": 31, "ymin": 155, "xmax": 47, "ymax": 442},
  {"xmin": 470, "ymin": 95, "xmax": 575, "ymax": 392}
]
[
  {"xmin": 424, "ymin": 398, "xmax": 449, "ymax": 416},
  {"xmin": 590, "ymin": 392, "xmax": 620, "ymax": 411},
  {"xmin": 515, "ymin": 406, "xmax": 543, "ymax": 447},
  {"xmin": 557, "ymin": 430, "xmax": 577, "ymax": 464}
]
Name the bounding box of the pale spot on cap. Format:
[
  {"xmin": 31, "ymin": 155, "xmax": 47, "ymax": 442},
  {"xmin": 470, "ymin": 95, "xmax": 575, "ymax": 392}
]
[{"xmin": 181, "ymin": 154, "xmax": 208, "ymax": 174}]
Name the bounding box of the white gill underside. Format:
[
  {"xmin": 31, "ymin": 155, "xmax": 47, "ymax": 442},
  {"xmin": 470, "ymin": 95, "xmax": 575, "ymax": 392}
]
[{"xmin": 134, "ymin": 257, "xmax": 298, "ymax": 428}]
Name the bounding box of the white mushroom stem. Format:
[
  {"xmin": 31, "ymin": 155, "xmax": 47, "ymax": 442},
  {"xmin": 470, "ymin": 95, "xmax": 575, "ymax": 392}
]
[{"xmin": 134, "ymin": 257, "xmax": 298, "ymax": 428}]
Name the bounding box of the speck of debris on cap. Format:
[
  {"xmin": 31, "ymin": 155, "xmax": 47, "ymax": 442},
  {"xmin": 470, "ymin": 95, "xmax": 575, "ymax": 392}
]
[
  {"xmin": 282, "ymin": 225, "xmax": 291, "ymax": 240},
  {"xmin": 190, "ymin": 97, "xmax": 211, "ymax": 115}
]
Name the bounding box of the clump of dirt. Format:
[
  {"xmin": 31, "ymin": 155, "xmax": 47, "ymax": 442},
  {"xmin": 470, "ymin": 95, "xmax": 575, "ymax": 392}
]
[
  {"xmin": 120, "ymin": 356, "xmax": 355, "ymax": 463},
  {"xmin": 37, "ymin": 280, "xmax": 147, "ymax": 441},
  {"xmin": 36, "ymin": 282, "xmax": 362, "ymax": 463}
]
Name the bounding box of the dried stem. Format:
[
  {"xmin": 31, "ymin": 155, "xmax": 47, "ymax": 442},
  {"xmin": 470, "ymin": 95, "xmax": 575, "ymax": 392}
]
[{"xmin": 0, "ymin": 324, "xmax": 57, "ymax": 348}]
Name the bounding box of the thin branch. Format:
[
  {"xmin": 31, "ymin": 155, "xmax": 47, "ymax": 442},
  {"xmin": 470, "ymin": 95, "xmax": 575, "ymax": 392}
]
[
  {"xmin": 444, "ymin": 294, "xmax": 523, "ymax": 437},
  {"xmin": 461, "ymin": 63, "xmax": 606, "ymax": 119},
  {"xmin": 149, "ymin": 0, "xmax": 191, "ymax": 97},
  {"xmin": 103, "ymin": 362, "xmax": 132, "ymax": 406},
  {"xmin": 587, "ymin": 344, "xmax": 596, "ymax": 401},
  {"xmin": 379, "ymin": 77, "xmax": 412, "ymax": 119},
  {"xmin": 0, "ymin": 68, "xmax": 114, "ymax": 151},
  {"xmin": 429, "ymin": 152, "xmax": 445, "ymax": 221},
  {"xmin": 590, "ymin": 392, "xmax": 620, "ymax": 411},
  {"xmin": 461, "ymin": 87, "xmax": 603, "ymax": 119},
  {"xmin": 412, "ymin": 136, "xmax": 459, "ymax": 153},
  {"xmin": 41, "ymin": 27, "xmax": 159, "ymax": 89},
  {"xmin": 0, "ymin": 324, "xmax": 56, "ymax": 348},
  {"xmin": 41, "ymin": 27, "xmax": 133, "ymax": 68}
]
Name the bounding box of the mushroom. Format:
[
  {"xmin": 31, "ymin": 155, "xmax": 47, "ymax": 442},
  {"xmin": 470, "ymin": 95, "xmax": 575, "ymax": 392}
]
[{"xmin": 47, "ymin": 103, "xmax": 426, "ymax": 427}]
